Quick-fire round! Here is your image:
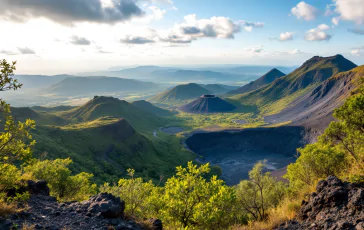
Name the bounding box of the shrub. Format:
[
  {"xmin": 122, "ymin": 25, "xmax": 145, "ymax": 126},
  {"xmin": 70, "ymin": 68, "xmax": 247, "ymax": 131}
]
[
  {"xmin": 24, "ymin": 158, "xmax": 96, "ymax": 201},
  {"xmin": 100, "ymin": 168, "xmax": 155, "ymax": 218},
  {"xmin": 285, "ymin": 143, "xmax": 347, "ymax": 191}
]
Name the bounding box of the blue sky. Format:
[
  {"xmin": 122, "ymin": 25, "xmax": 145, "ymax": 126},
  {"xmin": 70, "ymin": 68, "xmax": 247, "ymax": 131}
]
[{"xmin": 0, "ymin": 0, "xmax": 363, "ymax": 74}]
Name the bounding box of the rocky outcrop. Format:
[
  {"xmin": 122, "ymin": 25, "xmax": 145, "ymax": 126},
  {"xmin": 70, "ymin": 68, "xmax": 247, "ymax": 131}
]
[
  {"xmin": 277, "ymin": 176, "xmax": 364, "ymax": 230},
  {"xmin": 1, "ymin": 181, "xmax": 162, "ymax": 230}
]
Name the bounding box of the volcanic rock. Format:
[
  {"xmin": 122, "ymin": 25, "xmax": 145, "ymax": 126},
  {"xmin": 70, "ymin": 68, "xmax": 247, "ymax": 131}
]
[{"xmin": 276, "ymin": 176, "xmax": 364, "ymax": 230}]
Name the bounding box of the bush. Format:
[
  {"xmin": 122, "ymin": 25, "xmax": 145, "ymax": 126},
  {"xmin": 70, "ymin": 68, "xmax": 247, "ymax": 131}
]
[
  {"xmin": 161, "ymin": 162, "xmax": 237, "ymax": 229},
  {"xmin": 100, "ymin": 168, "xmax": 155, "ymax": 218},
  {"xmin": 285, "ymin": 143, "xmax": 347, "ymax": 191},
  {"xmin": 24, "ymin": 158, "xmax": 96, "ymax": 201}
]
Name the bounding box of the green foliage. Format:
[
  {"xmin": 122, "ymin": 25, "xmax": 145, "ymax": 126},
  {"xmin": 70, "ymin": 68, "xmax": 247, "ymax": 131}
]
[
  {"xmin": 321, "ymin": 93, "xmax": 364, "ymax": 179},
  {"xmin": 236, "ymin": 162, "xmax": 287, "ymax": 221},
  {"xmin": 0, "ymin": 60, "xmax": 36, "ymax": 165},
  {"xmin": 100, "ymin": 168, "xmax": 155, "ymax": 218},
  {"xmin": 24, "ymin": 158, "xmax": 96, "ymax": 201},
  {"xmin": 285, "ymin": 143, "xmax": 347, "ymax": 191},
  {"xmin": 0, "ymin": 164, "xmax": 22, "ymax": 193},
  {"xmin": 160, "ymin": 162, "xmax": 236, "ymax": 229},
  {"xmin": 0, "ymin": 59, "xmax": 35, "ymax": 199},
  {"xmin": 0, "ymin": 60, "xmax": 22, "ymax": 91}
]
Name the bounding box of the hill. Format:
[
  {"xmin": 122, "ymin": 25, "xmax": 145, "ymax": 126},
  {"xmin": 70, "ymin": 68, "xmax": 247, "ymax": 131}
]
[
  {"xmin": 32, "ymin": 117, "xmax": 193, "ymax": 183},
  {"xmin": 228, "ymin": 68, "xmax": 285, "ymax": 95},
  {"xmin": 179, "ymin": 95, "xmax": 236, "ymax": 114},
  {"xmin": 131, "ymin": 100, "xmax": 175, "ymax": 117},
  {"xmin": 59, "ymin": 96, "xmax": 165, "ymax": 132},
  {"xmin": 31, "ymin": 105, "xmax": 76, "ymax": 113},
  {"xmin": 15, "ymin": 74, "xmax": 69, "ymax": 89},
  {"xmin": 11, "ymin": 107, "xmax": 67, "ymax": 126},
  {"xmin": 45, "ymin": 76, "xmax": 158, "ymax": 96},
  {"xmin": 201, "ymin": 84, "xmax": 239, "ymax": 94},
  {"xmin": 149, "ymin": 83, "xmax": 212, "ymax": 105},
  {"xmin": 265, "ymin": 65, "xmax": 364, "ymax": 130},
  {"xmin": 231, "ymin": 55, "xmax": 357, "ymax": 114}
]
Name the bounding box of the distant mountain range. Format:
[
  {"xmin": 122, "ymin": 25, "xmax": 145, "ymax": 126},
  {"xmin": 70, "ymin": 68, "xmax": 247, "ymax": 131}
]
[
  {"xmin": 79, "ymin": 65, "xmax": 297, "ymax": 84},
  {"xmin": 45, "ymin": 77, "xmax": 159, "ymax": 96},
  {"xmin": 228, "ymin": 68, "xmax": 285, "ymax": 95}
]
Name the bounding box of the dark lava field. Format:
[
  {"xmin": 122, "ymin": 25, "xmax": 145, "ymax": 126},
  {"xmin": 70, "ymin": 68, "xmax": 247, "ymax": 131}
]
[{"xmin": 185, "ymin": 126, "xmax": 317, "ymax": 185}]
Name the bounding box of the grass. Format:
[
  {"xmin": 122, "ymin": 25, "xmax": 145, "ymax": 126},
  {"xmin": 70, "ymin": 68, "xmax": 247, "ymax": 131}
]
[
  {"xmin": 232, "ymin": 183, "xmax": 316, "ymax": 230},
  {"xmin": 173, "ymin": 111, "xmax": 265, "ymax": 130},
  {"xmin": 0, "ymin": 201, "xmax": 17, "ymax": 217},
  {"xmin": 21, "ymin": 223, "xmax": 35, "ymax": 230}
]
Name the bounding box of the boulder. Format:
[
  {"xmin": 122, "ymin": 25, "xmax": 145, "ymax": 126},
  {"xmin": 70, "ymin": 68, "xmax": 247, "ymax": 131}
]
[{"xmin": 276, "ymin": 176, "xmax": 364, "ymax": 230}]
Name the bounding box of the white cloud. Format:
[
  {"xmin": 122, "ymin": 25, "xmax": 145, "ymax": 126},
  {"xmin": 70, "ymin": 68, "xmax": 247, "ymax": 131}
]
[
  {"xmin": 244, "ymin": 45, "xmax": 264, "ymax": 53},
  {"xmin": 148, "ymin": 6, "xmax": 166, "ymax": 21},
  {"xmin": 291, "ymin": 1, "xmax": 318, "ymax": 21},
  {"xmin": 290, "ymin": 49, "xmax": 303, "ymax": 54},
  {"xmin": 279, "ymin": 32, "xmax": 294, "ymax": 41},
  {"xmin": 332, "ymin": 17, "xmax": 340, "ymax": 26},
  {"xmin": 157, "ymin": 15, "xmax": 263, "ymax": 44},
  {"xmin": 334, "ymin": 0, "xmax": 364, "ymax": 24},
  {"xmin": 244, "ymin": 26, "xmax": 253, "ymax": 32},
  {"xmin": 351, "ymin": 48, "xmax": 363, "ymax": 56},
  {"xmin": 318, "ymin": 24, "xmax": 330, "ymax": 30},
  {"xmin": 305, "ymin": 24, "xmax": 332, "ymax": 41}
]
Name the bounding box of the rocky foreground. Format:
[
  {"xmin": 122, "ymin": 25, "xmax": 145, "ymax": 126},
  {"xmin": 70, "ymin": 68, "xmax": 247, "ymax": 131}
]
[
  {"xmin": 277, "ymin": 176, "xmax": 364, "ymax": 230},
  {"xmin": 0, "ymin": 181, "xmax": 162, "ymax": 230}
]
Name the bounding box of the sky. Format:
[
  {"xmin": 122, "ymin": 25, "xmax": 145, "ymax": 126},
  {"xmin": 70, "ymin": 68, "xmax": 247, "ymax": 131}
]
[{"xmin": 0, "ymin": 0, "xmax": 364, "ymax": 74}]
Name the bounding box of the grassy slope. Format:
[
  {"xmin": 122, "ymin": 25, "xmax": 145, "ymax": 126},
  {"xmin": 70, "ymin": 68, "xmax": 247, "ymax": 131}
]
[
  {"xmin": 10, "ymin": 97, "xmax": 195, "ymax": 184},
  {"xmin": 58, "ymin": 96, "xmax": 166, "ymax": 132},
  {"xmin": 32, "ymin": 118, "xmax": 194, "ymax": 184},
  {"xmin": 230, "ymin": 55, "xmax": 357, "ymax": 115},
  {"xmin": 149, "ymin": 83, "xmax": 211, "ymax": 105},
  {"xmin": 131, "ymin": 100, "xmax": 175, "ymax": 117}
]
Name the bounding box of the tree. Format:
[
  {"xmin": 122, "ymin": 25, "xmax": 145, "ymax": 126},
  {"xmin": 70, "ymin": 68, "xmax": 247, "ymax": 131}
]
[
  {"xmin": 320, "ymin": 80, "xmax": 364, "ymax": 181},
  {"xmin": 0, "ymin": 59, "xmax": 35, "ymax": 165},
  {"xmin": 285, "ymin": 143, "xmax": 347, "ymax": 190},
  {"xmin": 236, "ymin": 162, "xmax": 287, "ymax": 221},
  {"xmin": 161, "ymin": 162, "xmax": 236, "ymax": 229}
]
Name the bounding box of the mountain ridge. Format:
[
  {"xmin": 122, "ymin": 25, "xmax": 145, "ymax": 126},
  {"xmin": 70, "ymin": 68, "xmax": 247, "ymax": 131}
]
[
  {"xmin": 231, "ymin": 54, "xmax": 357, "ymax": 115},
  {"xmin": 228, "ymin": 68, "xmax": 285, "ymax": 95}
]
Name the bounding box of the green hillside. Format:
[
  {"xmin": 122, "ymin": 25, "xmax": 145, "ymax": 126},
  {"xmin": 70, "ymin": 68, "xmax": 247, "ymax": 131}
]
[
  {"xmin": 31, "ymin": 105, "xmax": 76, "ymax": 113},
  {"xmin": 32, "ymin": 117, "xmax": 194, "ymax": 184},
  {"xmin": 228, "ymin": 68, "xmax": 285, "ymax": 95},
  {"xmin": 59, "ymin": 96, "xmax": 165, "ymax": 132},
  {"xmin": 131, "ymin": 100, "xmax": 175, "ymax": 117},
  {"xmin": 11, "ymin": 107, "xmax": 67, "ymax": 126},
  {"xmin": 149, "ymin": 83, "xmax": 211, "ymax": 105},
  {"xmin": 230, "ymin": 55, "xmax": 357, "ymax": 114}
]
